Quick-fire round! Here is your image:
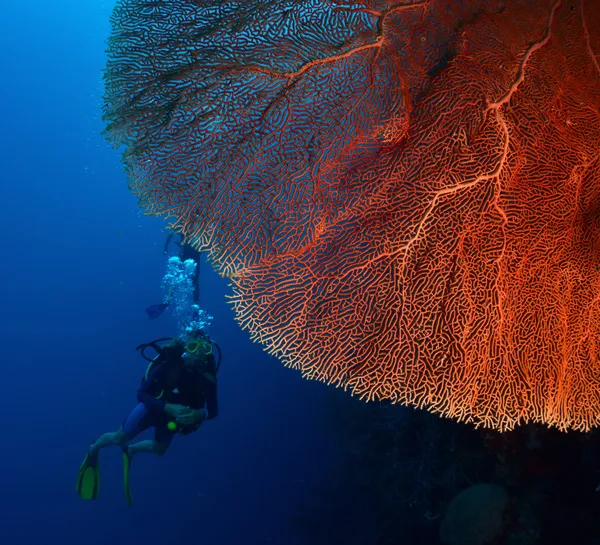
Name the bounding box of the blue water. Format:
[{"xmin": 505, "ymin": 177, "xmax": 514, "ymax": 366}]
[{"xmin": 1, "ymin": 2, "xmax": 337, "ymax": 543}]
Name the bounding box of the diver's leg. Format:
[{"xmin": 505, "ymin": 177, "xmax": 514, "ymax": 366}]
[
  {"xmin": 127, "ymin": 440, "xmax": 169, "ymax": 457},
  {"xmin": 89, "ymin": 427, "xmax": 128, "ymax": 454},
  {"xmin": 89, "ymin": 403, "xmax": 151, "ymax": 455},
  {"xmin": 126, "ymin": 423, "xmax": 175, "ymax": 458},
  {"xmin": 182, "ymin": 244, "xmax": 201, "ymax": 305}
]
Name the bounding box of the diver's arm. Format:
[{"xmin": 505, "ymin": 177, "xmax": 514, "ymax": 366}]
[
  {"xmin": 137, "ymin": 360, "xmax": 190, "ymax": 415},
  {"xmin": 136, "ymin": 365, "xmax": 167, "ymax": 411},
  {"xmin": 172, "ymin": 378, "xmax": 217, "ymax": 425},
  {"xmin": 137, "ymin": 391, "xmax": 166, "ymax": 411}
]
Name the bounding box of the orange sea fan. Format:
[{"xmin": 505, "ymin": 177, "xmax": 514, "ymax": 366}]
[{"xmin": 104, "ymin": 0, "xmax": 600, "ymax": 431}]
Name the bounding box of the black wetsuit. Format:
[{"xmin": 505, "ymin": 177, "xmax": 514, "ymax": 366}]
[{"xmin": 123, "ymin": 348, "xmax": 218, "ymax": 445}]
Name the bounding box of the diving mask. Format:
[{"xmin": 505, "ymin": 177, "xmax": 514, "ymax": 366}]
[{"xmin": 185, "ymin": 338, "xmax": 213, "ymax": 356}]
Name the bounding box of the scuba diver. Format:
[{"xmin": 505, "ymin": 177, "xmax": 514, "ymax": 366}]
[
  {"xmin": 76, "ymin": 329, "xmax": 220, "ymax": 506},
  {"xmin": 146, "ymin": 233, "xmax": 201, "ymax": 320}
]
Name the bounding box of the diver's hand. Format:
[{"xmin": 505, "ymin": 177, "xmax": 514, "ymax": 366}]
[
  {"xmin": 164, "ymin": 403, "xmax": 192, "ymax": 418},
  {"xmin": 176, "ymin": 409, "xmax": 206, "ymax": 427}
]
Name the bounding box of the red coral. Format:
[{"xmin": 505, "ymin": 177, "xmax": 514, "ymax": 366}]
[{"xmin": 104, "ymin": 0, "xmax": 600, "ymax": 430}]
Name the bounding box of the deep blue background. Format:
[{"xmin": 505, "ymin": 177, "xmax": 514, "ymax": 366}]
[{"xmin": 1, "ymin": 2, "xmax": 338, "ymax": 543}]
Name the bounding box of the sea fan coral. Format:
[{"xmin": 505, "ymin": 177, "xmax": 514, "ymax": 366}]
[{"xmin": 104, "ymin": 0, "xmax": 600, "ymax": 431}]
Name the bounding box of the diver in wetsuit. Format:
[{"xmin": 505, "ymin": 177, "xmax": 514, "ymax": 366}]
[
  {"xmin": 76, "ymin": 329, "xmax": 219, "ymax": 505},
  {"xmin": 146, "ymin": 234, "xmax": 201, "ymax": 319}
]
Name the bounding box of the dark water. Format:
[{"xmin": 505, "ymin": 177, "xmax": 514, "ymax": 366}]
[
  {"xmin": 4, "ymin": 2, "xmax": 600, "ymax": 545},
  {"xmin": 1, "ymin": 2, "xmax": 335, "ymax": 544}
]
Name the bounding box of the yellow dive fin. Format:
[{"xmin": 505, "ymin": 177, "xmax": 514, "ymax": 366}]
[
  {"xmin": 122, "ymin": 447, "xmax": 133, "ymax": 507},
  {"xmin": 76, "ymin": 451, "xmax": 100, "ymax": 500}
]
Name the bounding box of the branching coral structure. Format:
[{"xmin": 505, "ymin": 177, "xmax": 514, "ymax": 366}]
[{"xmin": 104, "ymin": 0, "xmax": 600, "ymax": 431}]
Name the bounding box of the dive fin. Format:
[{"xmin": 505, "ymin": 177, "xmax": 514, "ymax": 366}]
[
  {"xmin": 76, "ymin": 451, "xmax": 100, "ymax": 500},
  {"xmin": 122, "ymin": 447, "xmax": 133, "ymax": 507},
  {"xmin": 145, "ymin": 302, "xmax": 169, "ymax": 320}
]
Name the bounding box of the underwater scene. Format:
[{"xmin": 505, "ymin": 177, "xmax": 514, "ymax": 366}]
[{"xmin": 3, "ymin": 0, "xmax": 600, "ymax": 544}]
